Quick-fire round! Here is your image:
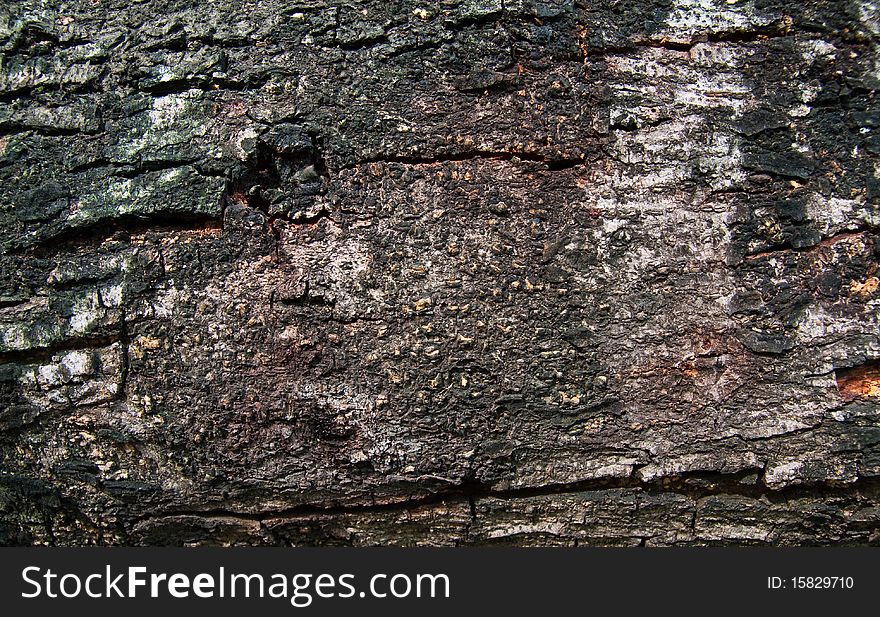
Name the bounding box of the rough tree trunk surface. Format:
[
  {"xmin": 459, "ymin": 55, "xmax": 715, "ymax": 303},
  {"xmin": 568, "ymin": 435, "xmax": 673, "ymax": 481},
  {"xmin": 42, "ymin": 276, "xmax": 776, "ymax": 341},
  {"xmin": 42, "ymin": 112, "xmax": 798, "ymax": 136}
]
[{"xmin": 1, "ymin": 0, "xmax": 879, "ymax": 546}]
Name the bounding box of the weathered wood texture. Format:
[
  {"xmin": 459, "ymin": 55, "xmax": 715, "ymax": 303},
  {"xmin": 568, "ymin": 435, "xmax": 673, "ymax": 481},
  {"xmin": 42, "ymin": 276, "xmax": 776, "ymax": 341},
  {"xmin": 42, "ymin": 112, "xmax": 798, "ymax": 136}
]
[{"xmin": 1, "ymin": 0, "xmax": 879, "ymax": 545}]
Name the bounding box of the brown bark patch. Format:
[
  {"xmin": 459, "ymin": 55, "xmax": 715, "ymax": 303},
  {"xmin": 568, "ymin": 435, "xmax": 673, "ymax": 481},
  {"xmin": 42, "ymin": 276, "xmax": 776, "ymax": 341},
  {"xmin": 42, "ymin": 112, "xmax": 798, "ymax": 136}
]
[{"xmin": 836, "ymin": 361, "xmax": 880, "ymax": 400}]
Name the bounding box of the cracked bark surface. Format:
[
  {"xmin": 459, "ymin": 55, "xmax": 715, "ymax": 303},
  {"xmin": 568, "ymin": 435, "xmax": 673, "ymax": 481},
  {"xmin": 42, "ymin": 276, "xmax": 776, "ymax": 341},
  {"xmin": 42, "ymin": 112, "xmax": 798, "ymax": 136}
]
[{"xmin": 1, "ymin": 0, "xmax": 879, "ymax": 546}]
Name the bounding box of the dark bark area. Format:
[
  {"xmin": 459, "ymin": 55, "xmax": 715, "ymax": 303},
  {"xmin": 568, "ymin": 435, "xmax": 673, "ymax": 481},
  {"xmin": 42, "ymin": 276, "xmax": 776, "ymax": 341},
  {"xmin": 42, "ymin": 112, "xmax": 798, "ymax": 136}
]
[{"xmin": 1, "ymin": 0, "xmax": 879, "ymax": 545}]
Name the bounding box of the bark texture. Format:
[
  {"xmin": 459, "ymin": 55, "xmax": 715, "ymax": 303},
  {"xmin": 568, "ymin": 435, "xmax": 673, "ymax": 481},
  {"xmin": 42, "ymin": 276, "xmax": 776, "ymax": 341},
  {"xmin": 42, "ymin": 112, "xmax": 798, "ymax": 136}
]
[{"xmin": 2, "ymin": 0, "xmax": 880, "ymax": 546}]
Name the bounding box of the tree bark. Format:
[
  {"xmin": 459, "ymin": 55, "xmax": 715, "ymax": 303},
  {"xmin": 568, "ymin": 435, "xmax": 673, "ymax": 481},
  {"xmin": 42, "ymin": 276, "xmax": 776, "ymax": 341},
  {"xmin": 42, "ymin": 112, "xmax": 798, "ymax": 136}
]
[{"xmin": 1, "ymin": 0, "xmax": 879, "ymax": 545}]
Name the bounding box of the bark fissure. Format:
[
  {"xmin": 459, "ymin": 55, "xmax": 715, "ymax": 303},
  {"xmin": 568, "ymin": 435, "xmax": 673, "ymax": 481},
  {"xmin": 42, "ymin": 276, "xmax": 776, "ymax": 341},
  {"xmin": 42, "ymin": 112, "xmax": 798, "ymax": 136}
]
[{"xmin": 128, "ymin": 473, "xmax": 880, "ymax": 525}]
